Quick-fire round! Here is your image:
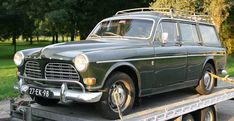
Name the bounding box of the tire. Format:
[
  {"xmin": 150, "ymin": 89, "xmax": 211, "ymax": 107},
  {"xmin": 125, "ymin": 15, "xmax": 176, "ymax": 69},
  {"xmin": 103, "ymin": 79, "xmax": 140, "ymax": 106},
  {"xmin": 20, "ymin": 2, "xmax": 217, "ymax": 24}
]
[
  {"xmin": 182, "ymin": 114, "xmax": 195, "ymax": 121},
  {"xmin": 96, "ymin": 72, "xmax": 135, "ymax": 119},
  {"xmin": 200, "ymin": 107, "xmax": 216, "ymax": 121},
  {"xmin": 34, "ymin": 96, "xmax": 59, "ymax": 106},
  {"xmin": 196, "ymin": 63, "xmax": 215, "ymax": 95}
]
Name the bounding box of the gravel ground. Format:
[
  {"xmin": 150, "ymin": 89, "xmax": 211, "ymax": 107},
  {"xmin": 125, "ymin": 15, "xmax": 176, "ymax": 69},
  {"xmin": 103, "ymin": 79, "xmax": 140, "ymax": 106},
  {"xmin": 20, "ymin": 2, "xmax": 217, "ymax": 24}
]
[
  {"xmin": 0, "ymin": 99, "xmax": 10, "ymax": 119},
  {"xmin": 217, "ymin": 100, "xmax": 234, "ymax": 121}
]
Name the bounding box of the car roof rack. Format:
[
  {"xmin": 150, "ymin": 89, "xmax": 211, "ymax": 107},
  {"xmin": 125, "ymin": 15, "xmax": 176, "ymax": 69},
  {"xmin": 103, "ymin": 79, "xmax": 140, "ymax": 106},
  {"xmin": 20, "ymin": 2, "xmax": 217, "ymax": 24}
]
[{"xmin": 115, "ymin": 8, "xmax": 213, "ymax": 23}]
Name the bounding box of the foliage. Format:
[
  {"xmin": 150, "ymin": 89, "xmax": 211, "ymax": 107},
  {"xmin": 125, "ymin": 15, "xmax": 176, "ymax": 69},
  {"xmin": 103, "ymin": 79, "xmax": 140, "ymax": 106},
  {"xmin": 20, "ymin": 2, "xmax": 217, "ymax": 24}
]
[
  {"xmin": 150, "ymin": 0, "xmax": 197, "ymax": 11},
  {"xmin": 151, "ymin": 0, "xmax": 231, "ymax": 31},
  {"xmin": 227, "ymin": 54, "xmax": 234, "ymax": 77},
  {"xmin": 0, "ymin": 0, "xmax": 153, "ymax": 45},
  {"xmin": 74, "ymin": 0, "xmax": 153, "ymax": 39},
  {"xmin": 220, "ymin": 6, "xmax": 234, "ymax": 54}
]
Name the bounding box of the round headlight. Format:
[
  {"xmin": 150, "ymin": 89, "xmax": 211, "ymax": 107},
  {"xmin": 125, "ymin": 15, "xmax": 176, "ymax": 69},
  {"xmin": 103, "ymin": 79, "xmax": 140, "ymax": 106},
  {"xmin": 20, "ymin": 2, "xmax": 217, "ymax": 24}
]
[
  {"xmin": 73, "ymin": 54, "xmax": 89, "ymax": 72},
  {"xmin": 14, "ymin": 51, "xmax": 24, "ymax": 66}
]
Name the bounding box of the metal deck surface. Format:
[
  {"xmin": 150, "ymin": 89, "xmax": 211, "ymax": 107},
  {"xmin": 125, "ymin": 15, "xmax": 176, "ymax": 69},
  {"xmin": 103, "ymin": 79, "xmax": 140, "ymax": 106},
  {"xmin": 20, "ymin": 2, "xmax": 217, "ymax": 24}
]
[{"xmin": 20, "ymin": 86, "xmax": 233, "ymax": 121}]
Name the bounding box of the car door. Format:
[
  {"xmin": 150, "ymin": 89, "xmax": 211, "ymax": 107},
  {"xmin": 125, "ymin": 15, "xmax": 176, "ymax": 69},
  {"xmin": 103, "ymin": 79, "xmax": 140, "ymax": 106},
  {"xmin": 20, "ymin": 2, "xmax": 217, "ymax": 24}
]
[
  {"xmin": 153, "ymin": 20, "xmax": 187, "ymax": 89},
  {"xmin": 178, "ymin": 22, "xmax": 205, "ymax": 83}
]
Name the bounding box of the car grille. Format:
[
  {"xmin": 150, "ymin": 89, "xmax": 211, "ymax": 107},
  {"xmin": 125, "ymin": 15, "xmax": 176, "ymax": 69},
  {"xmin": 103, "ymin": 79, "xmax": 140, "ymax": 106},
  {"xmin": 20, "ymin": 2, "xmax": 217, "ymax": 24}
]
[
  {"xmin": 45, "ymin": 63, "xmax": 80, "ymax": 80},
  {"xmin": 24, "ymin": 61, "xmax": 80, "ymax": 81},
  {"xmin": 25, "ymin": 61, "xmax": 42, "ymax": 78}
]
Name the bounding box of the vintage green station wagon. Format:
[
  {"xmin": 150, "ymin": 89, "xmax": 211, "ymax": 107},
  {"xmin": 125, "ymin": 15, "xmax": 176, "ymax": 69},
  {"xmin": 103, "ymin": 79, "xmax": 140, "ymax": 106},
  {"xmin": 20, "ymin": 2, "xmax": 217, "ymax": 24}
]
[{"xmin": 14, "ymin": 8, "xmax": 226, "ymax": 119}]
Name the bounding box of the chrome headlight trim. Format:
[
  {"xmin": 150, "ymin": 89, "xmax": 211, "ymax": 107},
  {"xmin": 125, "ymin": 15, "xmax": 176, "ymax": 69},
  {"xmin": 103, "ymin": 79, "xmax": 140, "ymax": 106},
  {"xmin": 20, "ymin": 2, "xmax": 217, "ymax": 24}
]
[
  {"xmin": 14, "ymin": 51, "xmax": 24, "ymax": 66},
  {"xmin": 73, "ymin": 53, "xmax": 89, "ymax": 72}
]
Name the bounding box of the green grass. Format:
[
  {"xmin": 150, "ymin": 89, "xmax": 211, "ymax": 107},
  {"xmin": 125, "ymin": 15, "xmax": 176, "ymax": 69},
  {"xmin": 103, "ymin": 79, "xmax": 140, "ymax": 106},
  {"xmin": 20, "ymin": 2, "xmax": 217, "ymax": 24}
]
[
  {"xmin": 227, "ymin": 54, "xmax": 234, "ymax": 77},
  {"xmin": 0, "ymin": 42, "xmax": 51, "ymax": 100}
]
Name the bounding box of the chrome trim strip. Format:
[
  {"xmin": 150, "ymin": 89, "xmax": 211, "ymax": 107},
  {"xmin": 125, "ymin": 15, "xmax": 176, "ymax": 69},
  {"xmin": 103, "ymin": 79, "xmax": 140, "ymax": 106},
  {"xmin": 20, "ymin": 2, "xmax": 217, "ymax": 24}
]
[
  {"xmin": 18, "ymin": 74, "xmax": 85, "ymax": 93},
  {"xmin": 97, "ymin": 57, "xmax": 154, "ymax": 64},
  {"xmin": 188, "ymin": 54, "xmax": 225, "ymax": 57},
  {"xmin": 96, "ymin": 55, "xmax": 187, "ymax": 64},
  {"xmin": 96, "ymin": 54, "xmax": 225, "ymax": 64}
]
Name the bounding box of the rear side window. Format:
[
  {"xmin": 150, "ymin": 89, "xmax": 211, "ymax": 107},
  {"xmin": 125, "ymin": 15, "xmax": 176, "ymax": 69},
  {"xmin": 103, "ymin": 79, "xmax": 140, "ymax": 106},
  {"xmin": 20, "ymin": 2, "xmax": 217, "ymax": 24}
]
[
  {"xmin": 180, "ymin": 23, "xmax": 199, "ymax": 45},
  {"xmin": 199, "ymin": 25, "xmax": 221, "ymax": 46},
  {"xmin": 161, "ymin": 22, "xmax": 178, "ymax": 43}
]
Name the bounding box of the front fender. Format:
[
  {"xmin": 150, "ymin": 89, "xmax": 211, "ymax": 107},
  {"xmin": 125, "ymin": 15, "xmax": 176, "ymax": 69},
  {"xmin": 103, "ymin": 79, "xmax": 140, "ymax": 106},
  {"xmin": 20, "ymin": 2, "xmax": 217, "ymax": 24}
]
[{"xmin": 101, "ymin": 62, "xmax": 141, "ymax": 91}]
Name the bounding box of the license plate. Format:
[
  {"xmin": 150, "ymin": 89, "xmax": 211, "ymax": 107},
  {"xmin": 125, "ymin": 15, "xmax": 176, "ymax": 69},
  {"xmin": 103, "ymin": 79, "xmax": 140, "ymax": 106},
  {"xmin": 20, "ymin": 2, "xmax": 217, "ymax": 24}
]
[{"xmin": 28, "ymin": 87, "xmax": 52, "ymax": 98}]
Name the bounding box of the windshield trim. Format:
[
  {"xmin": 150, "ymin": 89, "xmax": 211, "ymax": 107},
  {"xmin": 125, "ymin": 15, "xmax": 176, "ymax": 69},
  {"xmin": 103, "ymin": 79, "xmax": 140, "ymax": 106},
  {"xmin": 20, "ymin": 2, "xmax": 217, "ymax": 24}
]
[{"xmin": 87, "ymin": 17, "xmax": 156, "ymax": 40}]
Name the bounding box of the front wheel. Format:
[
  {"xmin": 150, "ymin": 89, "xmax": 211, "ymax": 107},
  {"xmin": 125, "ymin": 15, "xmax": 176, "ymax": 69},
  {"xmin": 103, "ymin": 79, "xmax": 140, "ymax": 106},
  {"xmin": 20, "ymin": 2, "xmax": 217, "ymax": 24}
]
[
  {"xmin": 96, "ymin": 72, "xmax": 135, "ymax": 119},
  {"xmin": 196, "ymin": 63, "xmax": 215, "ymax": 95}
]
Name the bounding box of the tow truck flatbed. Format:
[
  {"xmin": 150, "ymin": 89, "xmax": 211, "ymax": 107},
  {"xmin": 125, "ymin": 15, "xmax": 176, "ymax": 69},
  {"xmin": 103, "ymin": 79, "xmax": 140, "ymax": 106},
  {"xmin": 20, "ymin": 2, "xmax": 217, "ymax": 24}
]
[{"xmin": 10, "ymin": 84, "xmax": 234, "ymax": 121}]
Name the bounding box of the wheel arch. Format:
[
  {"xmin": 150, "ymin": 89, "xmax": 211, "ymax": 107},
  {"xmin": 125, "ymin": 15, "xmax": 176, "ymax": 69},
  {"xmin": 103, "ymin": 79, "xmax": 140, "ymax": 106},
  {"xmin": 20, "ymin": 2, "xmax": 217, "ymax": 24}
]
[
  {"xmin": 202, "ymin": 57, "xmax": 217, "ymax": 86},
  {"xmin": 102, "ymin": 62, "xmax": 141, "ymax": 97},
  {"xmin": 203, "ymin": 56, "xmax": 216, "ymax": 73}
]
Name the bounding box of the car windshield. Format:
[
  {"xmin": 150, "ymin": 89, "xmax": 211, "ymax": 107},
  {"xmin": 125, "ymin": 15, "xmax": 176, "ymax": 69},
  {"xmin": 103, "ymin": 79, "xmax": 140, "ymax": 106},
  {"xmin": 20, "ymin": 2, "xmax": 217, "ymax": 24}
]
[{"xmin": 89, "ymin": 19, "xmax": 154, "ymax": 39}]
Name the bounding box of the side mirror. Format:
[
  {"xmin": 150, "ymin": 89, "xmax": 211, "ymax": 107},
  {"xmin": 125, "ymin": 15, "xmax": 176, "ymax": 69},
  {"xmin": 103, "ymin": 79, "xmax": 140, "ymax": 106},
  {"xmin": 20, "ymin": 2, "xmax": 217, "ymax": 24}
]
[{"xmin": 161, "ymin": 32, "xmax": 168, "ymax": 44}]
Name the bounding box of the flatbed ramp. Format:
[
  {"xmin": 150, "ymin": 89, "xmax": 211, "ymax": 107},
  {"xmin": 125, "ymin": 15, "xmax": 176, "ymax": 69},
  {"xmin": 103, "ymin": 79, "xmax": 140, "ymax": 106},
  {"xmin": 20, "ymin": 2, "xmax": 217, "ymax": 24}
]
[{"xmin": 10, "ymin": 86, "xmax": 234, "ymax": 121}]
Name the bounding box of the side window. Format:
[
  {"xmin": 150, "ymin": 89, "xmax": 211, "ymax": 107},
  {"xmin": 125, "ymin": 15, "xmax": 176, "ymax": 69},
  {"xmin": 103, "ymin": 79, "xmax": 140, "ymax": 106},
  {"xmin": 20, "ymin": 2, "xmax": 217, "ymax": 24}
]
[
  {"xmin": 161, "ymin": 21, "xmax": 178, "ymax": 44},
  {"xmin": 180, "ymin": 23, "xmax": 199, "ymax": 45},
  {"xmin": 199, "ymin": 25, "xmax": 220, "ymax": 46}
]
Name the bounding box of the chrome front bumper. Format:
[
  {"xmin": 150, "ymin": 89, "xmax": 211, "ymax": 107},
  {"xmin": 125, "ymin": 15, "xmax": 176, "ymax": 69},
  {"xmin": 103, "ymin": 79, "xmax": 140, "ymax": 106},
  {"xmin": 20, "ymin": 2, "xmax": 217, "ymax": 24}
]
[{"xmin": 15, "ymin": 75, "xmax": 102, "ymax": 103}]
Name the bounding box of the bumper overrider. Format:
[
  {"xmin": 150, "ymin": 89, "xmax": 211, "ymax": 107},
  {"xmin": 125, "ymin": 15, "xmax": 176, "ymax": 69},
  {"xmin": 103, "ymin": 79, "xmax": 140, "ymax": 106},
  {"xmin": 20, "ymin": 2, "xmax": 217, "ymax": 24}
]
[{"xmin": 14, "ymin": 74, "xmax": 103, "ymax": 103}]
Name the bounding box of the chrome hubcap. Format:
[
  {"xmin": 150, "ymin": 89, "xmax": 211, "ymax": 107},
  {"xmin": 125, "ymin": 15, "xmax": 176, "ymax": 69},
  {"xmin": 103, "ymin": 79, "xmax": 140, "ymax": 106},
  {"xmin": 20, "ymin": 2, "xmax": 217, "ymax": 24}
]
[
  {"xmin": 111, "ymin": 84, "xmax": 126, "ymax": 106},
  {"xmin": 108, "ymin": 80, "xmax": 131, "ymax": 112},
  {"xmin": 204, "ymin": 71, "xmax": 213, "ymax": 90}
]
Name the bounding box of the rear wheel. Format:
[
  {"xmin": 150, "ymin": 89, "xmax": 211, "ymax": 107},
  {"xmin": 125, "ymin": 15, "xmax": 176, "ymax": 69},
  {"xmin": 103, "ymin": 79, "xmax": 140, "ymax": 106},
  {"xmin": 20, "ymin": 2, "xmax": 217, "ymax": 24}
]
[
  {"xmin": 196, "ymin": 63, "xmax": 215, "ymax": 95},
  {"xmin": 96, "ymin": 72, "xmax": 135, "ymax": 119},
  {"xmin": 34, "ymin": 96, "xmax": 59, "ymax": 106}
]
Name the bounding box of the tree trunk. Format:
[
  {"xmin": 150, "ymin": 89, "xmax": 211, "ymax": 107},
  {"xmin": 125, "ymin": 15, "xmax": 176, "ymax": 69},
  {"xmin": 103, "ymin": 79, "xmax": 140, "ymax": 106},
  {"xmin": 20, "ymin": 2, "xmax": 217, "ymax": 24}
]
[
  {"xmin": 55, "ymin": 34, "xmax": 58, "ymax": 43},
  {"xmin": 52, "ymin": 35, "xmax": 55, "ymax": 44},
  {"xmin": 62, "ymin": 35, "xmax": 64, "ymax": 42},
  {"xmin": 71, "ymin": 23, "xmax": 75, "ymax": 41},
  {"xmin": 26, "ymin": 37, "xmax": 29, "ymax": 42},
  {"xmin": 37, "ymin": 35, "xmax": 39, "ymax": 42},
  {"xmin": 12, "ymin": 35, "xmax": 17, "ymax": 54},
  {"xmin": 71, "ymin": 31, "xmax": 75, "ymax": 41},
  {"xmin": 30, "ymin": 36, "xmax": 33, "ymax": 45},
  {"xmin": 37, "ymin": 32, "xmax": 39, "ymax": 42}
]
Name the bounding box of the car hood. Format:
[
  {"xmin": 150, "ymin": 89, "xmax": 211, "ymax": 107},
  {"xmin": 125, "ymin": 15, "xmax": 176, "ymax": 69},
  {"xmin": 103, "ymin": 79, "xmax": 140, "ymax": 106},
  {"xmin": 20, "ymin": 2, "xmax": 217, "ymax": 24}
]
[{"xmin": 33, "ymin": 39, "xmax": 148, "ymax": 61}]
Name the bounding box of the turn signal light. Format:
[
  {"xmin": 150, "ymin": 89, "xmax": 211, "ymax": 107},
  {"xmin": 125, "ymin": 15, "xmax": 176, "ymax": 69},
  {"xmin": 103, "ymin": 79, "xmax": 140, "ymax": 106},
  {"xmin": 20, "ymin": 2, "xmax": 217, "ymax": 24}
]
[{"xmin": 84, "ymin": 78, "xmax": 96, "ymax": 86}]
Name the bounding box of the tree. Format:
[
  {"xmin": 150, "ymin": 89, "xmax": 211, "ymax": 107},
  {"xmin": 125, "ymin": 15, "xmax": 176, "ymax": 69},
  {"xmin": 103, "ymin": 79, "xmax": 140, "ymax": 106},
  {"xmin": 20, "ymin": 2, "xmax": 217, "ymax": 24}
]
[
  {"xmin": 0, "ymin": 0, "xmax": 24, "ymax": 53},
  {"xmin": 220, "ymin": 5, "xmax": 234, "ymax": 54},
  {"xmin": 150, "ymin": 0, "xmax": 197, "ymax": 11},
  {"xmin": 1, "ymin": 0, "xmax": 154, "ymax": 45},
  {"xmin": 75, "ymin": 0, "xmax": 153, "ymax": 39},
  {"xmin": 150, "ymin": 0, "xmax": 231, "ymax": 33}
]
